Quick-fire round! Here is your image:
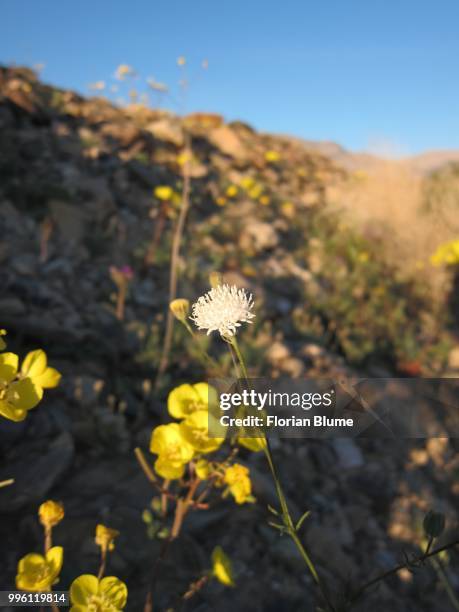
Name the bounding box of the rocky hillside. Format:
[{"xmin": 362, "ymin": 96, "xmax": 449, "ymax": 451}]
[{"xmin": 0, "ymin": 66, "xmax": 458, "ymax": 611}]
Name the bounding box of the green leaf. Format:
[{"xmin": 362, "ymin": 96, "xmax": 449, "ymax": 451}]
[
  {"xmin": 268, "ymin": 521, "xmax": 287, "ymax": 534},
  {"xmin": 295, "ymin": 510, "xmax": 311, "ymax": 532}
]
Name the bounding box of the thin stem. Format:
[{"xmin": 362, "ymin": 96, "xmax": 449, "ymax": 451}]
[
  {"xmin": 44, "ymin": 526, "xmax": 52, "ymax": 554},
  {"xmin": 179, "ymin": 319, "xmax": 221, "ymax": 372},
  {"xmin": 115, "ymin": 284, "xmax": 127, "ymax": 321},
  {"xmin": 145, "ymin": 469, "xmax": 202, "ymax": 611},
  {"xmin": 430, "ymin": 556, "xmax": 459, "ymax": 611},
  {"xmin": 161, "ymin": 480, "xmax": 170, "ymax": 517},
  {"xmin": 155, "ymin": 135, "xmax": 192, "ymax": 387},
  {"xmin": 135, "ymin": 447, "xmax": 179, "ymax": 501},
  {"xmin": 97, "ymin": 549, "xmax": 107, "ymax": 580},
  {"xmin": 134, "ymin": 447, "xmax": 158, "ymax": 484},
  {"xmin": 350, "ymin": 539, "xmax": 459, "ymax": 603},
  {"xmin": 228, "ymin": 336, "xmax": 333, "ymax": 610},
  {"xmin": 425, "ymin": 535, "xmax": 434, "ymax": 555},
  {"xmin": 43, "ymin": 526, "xmax": 58, "ymax": 612}
]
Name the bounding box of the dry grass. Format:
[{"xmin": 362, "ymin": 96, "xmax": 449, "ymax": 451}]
[{"xmin": 330, "ymin": 159, "xmax": 458, "ymax": 298}]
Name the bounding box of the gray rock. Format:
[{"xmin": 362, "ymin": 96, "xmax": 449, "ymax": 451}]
[
  {"xmin": 0, "ymin": 432, "xmax": 74, "ymax": 512},
  {"xmin": 332, "ymin": 438, "xmax": 365, "ymax": 469}
]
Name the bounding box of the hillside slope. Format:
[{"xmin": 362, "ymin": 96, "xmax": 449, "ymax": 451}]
[{"xmin": 0, "ymin": 66, "xmax": 457, "ymax": 612}]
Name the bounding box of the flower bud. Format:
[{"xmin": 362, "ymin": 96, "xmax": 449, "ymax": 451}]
[
  {"xmin": 38, "ymin": 500, "xmax": 64, "ymax": 529},
  {"xmin": 95, "ymin": 524, "xmax": 119, "ymax": 553},
  {"xmin": 169, "ymin": 299, "xmax": 190, "ymax": 321},
  {"xmin": 423, "ymin": 510, "xmax": 445, "ymax": 539}
]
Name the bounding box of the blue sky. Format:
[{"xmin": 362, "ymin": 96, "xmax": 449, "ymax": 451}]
[{"xmin": 1, "ymin": 0, "xmax": 459, "ymax": 154}]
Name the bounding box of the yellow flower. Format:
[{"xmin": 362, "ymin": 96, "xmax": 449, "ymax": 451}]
[
  {"xmin": 169, "ymin": 299, "xmax": 190, "ymax": 322},
  {"xmin": 16, "ymin": 547, "xmax": 63, "ymax": 591},
  {"xmin": 180, "ymin": 410, "xmax": 224, "ymax": 454},
  {"xmin": 211, "ymin": 546, "xmax": 235, "ymax": 587},
  {"xmin": 264, "ymin": 150, "xmax": 280, "ymax": 162},
  {"xmin": 0, "ymin": 329, "xmax": 7, "ymax": 351},
  {"xmin": 176, "ymin": 151, "xmax": 192, "ymax": 166},
  {"xmin": 168, "ymin": 382, "xmax": 216, "ymax": 419},
  {"xmin": 248, "ymin": 184, "xmax": 263, "ymax": 199},
  {"xmin": 224, "ymin": 464, "xmax": 253, "ymax": 504},
  {"xmin": 195, "ymin": 458, "xmax": 211, "ymax": 479},
  {"xmin": 39, "ymin": 500, "xmax": 64, "ymax": 529},
  {"xmin": 216, "ymin": 196, "xmax": 227, "ymax": 206},
  {"xmin": 95, "ymin": 524, "xmax": 120, "ymax": 553},
  {"xmin": 150, "ymin": 423, "xmax": 194, "ymax": 479},
  {"xmin": 154, "ymin": 185, "xmax": 173, "ymax": 201},
  {"xmin": 240, "ymin": 176, "xmax": 254, "ymax": 190},
  {"xmin": 281, "ymin": 201, "xmax": 295, "ymax": 219},
  {"xmin": 431, "ymin": 239, "xmax": 459, "ymax": 266},
  {"xmin": 21, "ymin": 349, "xmax": 61, "ymax": 389},
  {"xmin": 357, "ymin": 252, "xmax": 369, "ymax": 263},
  {"xmin": 225, "ymin": 185, "xmax": 238, "ymax": 198},
  {"xmin": 259, "ymin": 195, "xmax": 270, "ymax": 206},
  {"xmin": 238, "ymin": 436, "xmax": 267, "ymax": 452},
  {"xmin": 70, "ymin": 574, "xmax": 127, "ymax": 611},
  {"xmin": 0, "ymin": 353, "xmax": 43, "ymax": 422}
]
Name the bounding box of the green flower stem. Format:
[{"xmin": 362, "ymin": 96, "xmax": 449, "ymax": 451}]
[
  {"xmin": 228, "ymin": 336, "xmax": 331, "ymax": 609},
  {"xmin": 430, "ymin": 557, "xmax": 459, "ymax": 611},
  {"xmin": 179, "ymin": 319, "xmax": 221, "ymax": 372},
  {"xmin": 350, "ymin": 539, "xmax": 459, "ymax": 604}
]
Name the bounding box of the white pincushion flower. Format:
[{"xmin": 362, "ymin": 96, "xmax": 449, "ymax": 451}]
[{"xmin": 190, "ymin": 284, "xmax": 255, "ymax": 337}]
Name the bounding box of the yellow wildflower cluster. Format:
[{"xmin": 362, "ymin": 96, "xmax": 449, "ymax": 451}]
[
  {"xmin": 16, "ymin": 502, "xmax": 127, "ymax": 609},
  {"xmin": 431, "ymin": 239, "xmax": 459, "ymax": 266},
  {"xmin": 264, "ymin": 150, "xmax": 281, "ymax": 163},
  {"xmin": 239, "ymin": 175, "xmax": 270, "ymax": 204},
  {"xmin": 0, "ymin": 338, "xmax": 61, "ymax": 422},
  {"xmin": 148, "ymin": 382, "xmax": 256, "ymax": 506},
  {"xmin": 153, "ymin": 185, "xmax": 182, "ymax": 218},
  {"xmin": 150, "ymin": 383, "xmax": 224, "ymax": 479}
]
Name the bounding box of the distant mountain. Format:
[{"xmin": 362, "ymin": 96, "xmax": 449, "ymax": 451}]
[{"xmin": 279, "ymin": 135, "xmax": 459, "ymax": 175}]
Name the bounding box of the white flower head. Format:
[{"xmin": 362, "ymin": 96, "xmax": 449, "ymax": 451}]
[{"xmin": 191, "ymin": 284, "xmax": 255, "ymax": 337}]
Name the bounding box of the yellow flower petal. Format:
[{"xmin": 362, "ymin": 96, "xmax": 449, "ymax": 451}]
[
  {"xmin": 45, "ymin": 546, "xmax": 63, "ymax": 575},
  {"xmin": 33, "ymin": 367, "xmax": 61, "ymax": 389},
  {"xmin": 0, "ymin": 399, "xmax": 27, "ymax": 422},
  {"xmin": 10, "ymin": 378, "xmax": 43, "ymax": 411},
  {"xmin": 195, "ymin": 458, "xmax": 211, "ymax": 479},
  {"xmin": 70, "ymin": 574, "xmax": 99, "ymax": 605},
  {"xmin": 100, "ymin": 576, "xmax": 128, "ymax": 608},
  {"xmin": 180, "ymin": 410, "xmax": 224, "ymax": 454},
  {"xmin": 16, "ymin": 547, "xmax": 62, "ymax": 592},
  {"xmin": 224, "ymin": 464, "xmax": 253, "ymax": 504},
  {"xmin": 154, "ymin": 456, "xmax": 186, "ymax": 480},
  {"xmin": 212, "ymin": 546, "xmax": 235, "ymax": 586},
  {"xmin": 0, "ymin": 352, "xmax": 19, "ymax": 383},
  {"xmin": 154, "ymin": 185, "xmax": 173, "ymax": 201},
  {"xmin": 21, "ymin": 350, "xmax": 47, "ymax": 378}
]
